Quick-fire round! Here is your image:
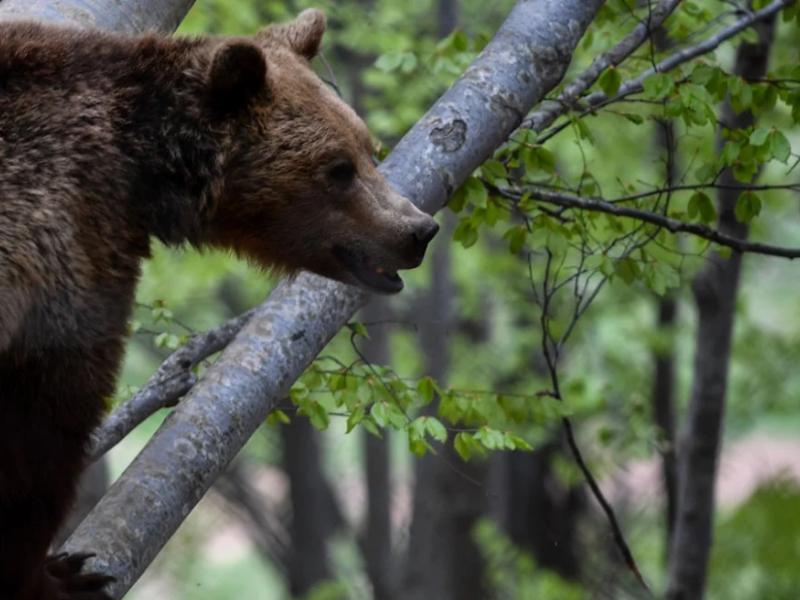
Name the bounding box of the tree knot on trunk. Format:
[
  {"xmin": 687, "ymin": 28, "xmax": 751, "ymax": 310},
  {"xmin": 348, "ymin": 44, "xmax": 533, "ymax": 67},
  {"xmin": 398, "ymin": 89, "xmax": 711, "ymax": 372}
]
[{"xmin": 430, "ymin": 118, "xmax": 467, "ymax": 153}]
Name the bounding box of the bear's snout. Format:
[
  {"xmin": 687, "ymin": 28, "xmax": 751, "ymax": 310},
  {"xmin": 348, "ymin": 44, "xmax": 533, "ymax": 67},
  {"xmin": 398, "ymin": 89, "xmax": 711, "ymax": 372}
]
[{"xmin": 406, "ymin": 216, "xmax": 439, "ymax": 264}]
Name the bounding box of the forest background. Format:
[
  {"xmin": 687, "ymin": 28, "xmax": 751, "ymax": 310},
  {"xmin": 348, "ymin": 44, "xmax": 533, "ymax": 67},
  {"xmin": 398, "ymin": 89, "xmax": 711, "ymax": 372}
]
[{"xmin": 76, "ymin": 0, "xmax": 800, "ymax": 598}]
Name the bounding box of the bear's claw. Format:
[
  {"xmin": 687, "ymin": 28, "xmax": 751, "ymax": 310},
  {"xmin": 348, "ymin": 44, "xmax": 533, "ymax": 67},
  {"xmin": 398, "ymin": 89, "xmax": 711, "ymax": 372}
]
[{"xmin": 44, "ymin": 553, "xmax": 115, "ymax": 600}]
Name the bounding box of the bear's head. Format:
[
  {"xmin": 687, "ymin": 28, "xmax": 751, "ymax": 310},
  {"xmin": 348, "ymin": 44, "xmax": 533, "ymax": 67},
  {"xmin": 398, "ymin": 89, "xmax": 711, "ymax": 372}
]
[{"xmin": 206, "ymin": 9, "xmax": 439, "ymax": 294}]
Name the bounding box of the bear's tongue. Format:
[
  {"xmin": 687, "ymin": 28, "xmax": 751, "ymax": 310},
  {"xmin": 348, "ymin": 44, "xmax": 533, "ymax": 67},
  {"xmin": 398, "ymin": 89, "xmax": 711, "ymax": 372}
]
[{"xmin": 333, "ymin": 246, "xmax": 404, "ymax": 294}]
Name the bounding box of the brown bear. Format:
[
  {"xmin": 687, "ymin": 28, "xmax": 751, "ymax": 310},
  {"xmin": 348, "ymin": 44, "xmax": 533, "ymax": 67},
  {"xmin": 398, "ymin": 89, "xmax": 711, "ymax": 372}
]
[{"xmin": 0, "ymin": 9, "xmax": 438, "ymax": 599}]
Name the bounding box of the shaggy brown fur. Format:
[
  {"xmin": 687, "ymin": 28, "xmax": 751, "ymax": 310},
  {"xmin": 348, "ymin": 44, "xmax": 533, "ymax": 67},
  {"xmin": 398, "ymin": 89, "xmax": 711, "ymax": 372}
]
[{"xmin": 0, "ymin": 9, "xmax": 437, "ymax": 599}]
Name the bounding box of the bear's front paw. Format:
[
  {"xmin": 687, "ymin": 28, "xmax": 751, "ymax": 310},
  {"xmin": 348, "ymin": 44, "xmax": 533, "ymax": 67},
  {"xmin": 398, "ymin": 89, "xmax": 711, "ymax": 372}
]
[{"xmin": 44, "ymin": 552, "xmax": 115, "ymax": 600}]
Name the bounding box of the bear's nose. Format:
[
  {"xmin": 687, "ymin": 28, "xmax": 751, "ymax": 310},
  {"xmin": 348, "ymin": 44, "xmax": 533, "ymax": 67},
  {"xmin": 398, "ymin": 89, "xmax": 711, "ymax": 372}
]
[{"xmin": 412, "ymin": 219, "xmax": 440, "ymax": 249}]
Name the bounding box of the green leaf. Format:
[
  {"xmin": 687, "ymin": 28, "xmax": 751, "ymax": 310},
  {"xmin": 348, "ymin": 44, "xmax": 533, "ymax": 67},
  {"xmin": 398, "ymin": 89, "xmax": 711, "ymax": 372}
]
[
  {"xmin": 642, "ymin": 73, "xmax": 674, "ymax": 101},
  {"xmin": 730, "ymin": 77, "xmax": 753, "ymax": 113},
  {"xmin": 475, "ymin": 426, "xmax": 506, "ymax": 450},
  {"xmin": 371, "ymin": 401, "xmax": 389, "ymax": 428},
  {"xmin": 503, "ymin": 225, "xmax": 528, "ymax": 254},
  {"xmin": 448, "ymin": 186, "xmax": 467, "ymax": 213},
  {"xmin": 481, "ymin": 159, "xmax": 508, "ymax": 184},
  {"xmin": 154, "ymin": 332, "xmax": 180, "ymax": 350},
  {"xmin": 620, "ymin": 112, "xmax": 644, "ymax": 125},
  {"xmin": 348, "ymin": 321, "xmax": 370, "ymax": 339},
  {"xmin": 454, "ymin": 432, "xmax": 475, "ymax": 460},
  {"xmin": 356, "ymin": 380, "xmax": 373, "ymax": 404},
  {"xmin": 266, "ymin": 409, "xmax": 290, "ymax": 427},
  {"xmin": 408, "ymin": 433, "xmax": 428, "ymax": 457},
  {"xmin": 425, "ymin": 417, "xmax": 448, "ymax": 443},
  {"xmin": 598, "ymin": 66, "xmax": 622, "ymax": 96},
  {"xmin": 374, "ymin": 52, "xmax": 403, "ymax": 72},
  {"xmin": 453, "ymin": 218, "xmax": 478, "ymax": 248},
  {"xmin": 749, "ymin": 127, "xmax": 770, "ymax": 147},
  {"xmin": 687, "ymin": 191, "xmax": 717, "ymax": 224},
  {"xmin": 464, "ymin": 176, "xmax": 489, "ymax": 208},
  {"xmin": 522, "ymin": 146, "xmax": 556, "ymax": 174},
  {"xmin": 400, "ymin": 52, "xmax": 418, "ymax": 74},
  {"xmin": 290, "ymin": 381, "xmax": 309, "ymax": 402},
  {"xmin": 303, "ymin": 401, "xmax": 330, "ymax": 431},
  {"xmin": 362, "ymin": 417, "xmax": 382, "ymax": 438},
  {"xmin": 769, "ymin": 130, "xmax": 791, "ymax": 163},
  {"xmin": 346, "ymin": 406, "xmax": 365, "ymax": 433},
  {"xmin": 574, "ymin": 118, "xmax": 595, "ymax": 143},
  {"xmin": 417, "ymin": 376, "xmax": 436, "ymax": 405},
  {"xmin": 507, "ymin": 434, "xmax": 533, "ymax": 451},
  {"xmin": 614, "ymin": 257, "xmax": 640, "ymax": 285},
  {"xmin": 695, "ymin": 163, "xmax": 718, "ymax": 182},
  {"xmin": 328, "ymin": 373, "xmax": 346, "ymax": 392},
  {"xmin": 734, "ymin": 191, "xmax": 762, "ymax": 223},
  {"xmin": 453, "ymin": 31, "xmax": 469, "ymax": 52}
]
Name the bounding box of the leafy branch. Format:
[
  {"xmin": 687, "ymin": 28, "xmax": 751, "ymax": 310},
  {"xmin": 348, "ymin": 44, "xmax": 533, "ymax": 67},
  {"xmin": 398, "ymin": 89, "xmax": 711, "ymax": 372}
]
[
  {"xmin": 501, "ymin": 186, "xmax": 800, "ymax": 260},
  {"xmin": 533, "ymin": 0, "xmax": 795, "ymax": 142}
]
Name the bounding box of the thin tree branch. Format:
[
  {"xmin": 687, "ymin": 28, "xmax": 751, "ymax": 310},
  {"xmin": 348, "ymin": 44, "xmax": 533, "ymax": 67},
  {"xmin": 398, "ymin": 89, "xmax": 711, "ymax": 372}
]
[
  {"xmin": 508, "ymin": 187, "xmax": 800, "ymax": 259},
  {"xmin": 527, "ymin": 0, "xmax": 682, "ymax": 133},
  {"xmin": 604, "ymin": 181, "xmax": 800, "ymax": 203},
  {"xmin": 532, "ymin": 0, "xmax": 793, "ymax": 141},
  {"xmin": 561, "ymin": 416, "xmax": 651, "ymax": 593},
  {"xmin": 536, "ymin": 247, "xmax": 651, "ymax": 593},
  {"xmin": 88, "ymin": 309, "xmax": 255, "ymax": 462}
]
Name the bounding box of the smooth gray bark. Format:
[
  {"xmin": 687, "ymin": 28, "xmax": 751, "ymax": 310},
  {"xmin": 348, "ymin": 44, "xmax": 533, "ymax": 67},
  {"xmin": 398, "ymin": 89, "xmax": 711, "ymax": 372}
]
[
  {"xmin": 666, "ymin": 14, "xmax": 775, "ymax": 599},
  {"xmin": 1, "ymin": 0, "xmax": 607, "ymax": 595},
  {"xmin": 0, "ymin": 0, "xmax": 194, "ymax": 32}
]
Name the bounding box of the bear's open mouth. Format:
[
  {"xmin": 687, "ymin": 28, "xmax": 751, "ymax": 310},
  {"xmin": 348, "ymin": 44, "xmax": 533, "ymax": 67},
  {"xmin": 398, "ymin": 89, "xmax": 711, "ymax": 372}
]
[{"xmin": 332, "ymin": 246, "xmax": 404, "ymax": 294}]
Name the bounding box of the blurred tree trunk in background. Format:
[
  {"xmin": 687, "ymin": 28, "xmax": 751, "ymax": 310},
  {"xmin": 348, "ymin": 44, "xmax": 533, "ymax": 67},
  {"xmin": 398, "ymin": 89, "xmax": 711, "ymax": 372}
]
[
  {"xmin": 402, "ymin": 3, "xmax": 491, "ymax": 597},
  {"xmin": 403, "ymin": 210, "xmax": 488, "ymax": 600},
  {"xmin": 651, "ymin": 23, "xmax": 679, "ymax": 548},
  {"xmin": 360, "ymin": 298, "xmax": 397, "ymax": 600},
  {"xmin": 282, "ymin": 417, "xmax": 344, "ymax": 596},
  {"xmin": 667, "ymin": 13, "xmax": 775, "ymax": 599},
  {"xmin": 491, "ymin": 306, "xmax": 585, "ymax": 580},
  {"xmin": 651, "ymin": 292, "xmax": 678, "ymax": 550},
  {"xmin": 651, "ymin": 24, "xmax": 680, "ymax": 555},
  {"xmin": 502, "ymin": 442, "xmax": 584, "ymax": 579},
  {"xmin": 215, "ymin": 460, "xmax": 290, "ymax": 576}
]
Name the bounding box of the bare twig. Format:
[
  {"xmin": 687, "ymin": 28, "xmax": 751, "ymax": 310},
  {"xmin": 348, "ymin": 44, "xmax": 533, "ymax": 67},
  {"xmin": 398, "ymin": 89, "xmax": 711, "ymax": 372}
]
[
  {"xmin": 535, "ymin": 247, "xmax": 651, "ymax": 594},
  {"xmin": 561, "ymin": 416, "xmax": 652, "ymax": 593}
]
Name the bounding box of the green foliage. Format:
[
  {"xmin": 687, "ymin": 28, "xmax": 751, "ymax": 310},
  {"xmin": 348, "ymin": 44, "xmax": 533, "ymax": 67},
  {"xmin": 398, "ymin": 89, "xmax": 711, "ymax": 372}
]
[
  {"xmin": 474, "ymin": 520, "xmax": 583, "ymax": 599},
  {"xmin": 122, "ymin": 1, "xmax": 800, "ymax": 597},
  {"xmin": 282, "ymin": 359, "xmax": 546, "ymax": 459},
  {"xmin": 709, "ymin": 480, "xmax": 800, "ymax": 600}
]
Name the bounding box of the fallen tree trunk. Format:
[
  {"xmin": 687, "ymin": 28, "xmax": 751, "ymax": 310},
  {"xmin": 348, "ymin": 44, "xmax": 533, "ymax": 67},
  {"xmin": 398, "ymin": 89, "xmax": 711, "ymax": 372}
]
[{"xmin": 0, "ymin": 0, "xmax": 605, "ymax": 596}]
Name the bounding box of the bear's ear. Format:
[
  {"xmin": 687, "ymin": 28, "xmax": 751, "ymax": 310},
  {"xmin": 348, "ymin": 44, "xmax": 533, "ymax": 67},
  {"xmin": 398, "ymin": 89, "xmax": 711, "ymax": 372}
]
[
  {"xmin": 262, "ymin": 9, "xmax": 326, "ymax": 60},
  {"xmin": 208, "ymin": 41, "xmax": 268, "ymax": 112}
]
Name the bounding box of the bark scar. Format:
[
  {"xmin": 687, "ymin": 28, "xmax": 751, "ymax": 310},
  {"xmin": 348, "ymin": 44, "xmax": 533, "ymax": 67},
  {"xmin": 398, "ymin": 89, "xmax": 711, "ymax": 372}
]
[{"xmin": 430, "ymin": 119, "xmax": 467, "ymax": 152}]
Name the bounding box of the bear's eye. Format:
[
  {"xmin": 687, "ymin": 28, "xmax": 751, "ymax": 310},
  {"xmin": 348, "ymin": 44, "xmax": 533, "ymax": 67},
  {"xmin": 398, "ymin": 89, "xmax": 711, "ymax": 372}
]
[{"xmin": 328, "ymin": 161, "xmax": 356, "ymax": 186}]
